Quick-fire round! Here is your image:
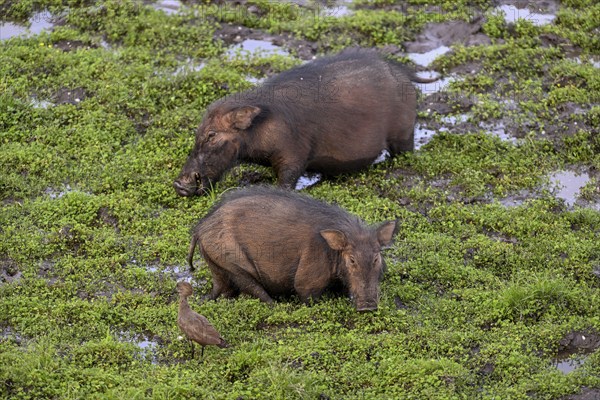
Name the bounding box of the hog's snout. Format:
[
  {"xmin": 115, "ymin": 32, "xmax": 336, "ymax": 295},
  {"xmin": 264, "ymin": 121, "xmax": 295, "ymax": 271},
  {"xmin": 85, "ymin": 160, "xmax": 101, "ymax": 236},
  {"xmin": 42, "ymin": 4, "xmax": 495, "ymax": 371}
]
[
  {"xmin": 173, "ymin": 179, "xmax": 198, "ymax": 197},
  {"xmin": 354, "ymin": 292, "xmax": 379, "ymax": 312},
  {"xmin": 356, "ymin": 302, "xmax": 378, "ymax": 312}
]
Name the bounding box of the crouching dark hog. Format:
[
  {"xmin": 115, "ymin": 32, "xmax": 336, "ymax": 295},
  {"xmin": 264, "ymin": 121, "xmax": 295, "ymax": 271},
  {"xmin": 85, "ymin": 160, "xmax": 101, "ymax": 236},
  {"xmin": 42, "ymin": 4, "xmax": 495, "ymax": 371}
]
[
  {"xmin": 187, "ymin": 186, "xmax": 398, "ymax": 311},
  {"xmin": 173, "ymin": 47, "xmax": 437, "ymax": 196}
]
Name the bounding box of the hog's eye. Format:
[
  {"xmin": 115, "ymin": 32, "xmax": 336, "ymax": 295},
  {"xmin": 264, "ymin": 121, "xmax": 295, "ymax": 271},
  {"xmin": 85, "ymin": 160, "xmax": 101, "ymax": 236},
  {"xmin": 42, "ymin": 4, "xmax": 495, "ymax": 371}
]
[
  {"xmin": 373, "ymin": 253, "xmax": 381, "ymax": 264},
  {"xmin": 206, "ymin": 131, "xmax": 217, "ymax": 140},
  {"xmin": 349, "ymin": 255, "xmax": 357, "ymax": 265}
]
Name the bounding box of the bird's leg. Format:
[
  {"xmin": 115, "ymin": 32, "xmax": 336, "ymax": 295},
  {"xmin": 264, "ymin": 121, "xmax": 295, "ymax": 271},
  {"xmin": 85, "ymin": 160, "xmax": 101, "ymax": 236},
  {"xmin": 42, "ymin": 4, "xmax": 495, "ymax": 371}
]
[
  {"xmin": 188, "ymin": 338, "xmax": 195, "ymax": 359},
  {"xmin": 201, "ymin": 345, "xmax": 205, "ymax": 360}
]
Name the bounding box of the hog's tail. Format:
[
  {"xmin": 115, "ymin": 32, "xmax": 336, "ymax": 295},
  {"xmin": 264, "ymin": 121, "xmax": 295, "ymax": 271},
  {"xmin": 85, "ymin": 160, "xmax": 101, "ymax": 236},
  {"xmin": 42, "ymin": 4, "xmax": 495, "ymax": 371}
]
[{"xmin": 187, "ymin": 235, "xmax": 198, "ymax": 271}]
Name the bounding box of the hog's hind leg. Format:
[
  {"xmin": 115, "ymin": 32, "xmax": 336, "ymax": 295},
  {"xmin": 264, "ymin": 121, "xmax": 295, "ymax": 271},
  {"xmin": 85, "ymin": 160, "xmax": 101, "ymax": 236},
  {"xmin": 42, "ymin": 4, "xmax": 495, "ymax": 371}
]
[
  {"xmin": 205, "ymin": 258, "xmax": 239, "ymax": 300},
  {"xmin": 229, "ymin": 267, "xmax": 275, "ymax": 304}
]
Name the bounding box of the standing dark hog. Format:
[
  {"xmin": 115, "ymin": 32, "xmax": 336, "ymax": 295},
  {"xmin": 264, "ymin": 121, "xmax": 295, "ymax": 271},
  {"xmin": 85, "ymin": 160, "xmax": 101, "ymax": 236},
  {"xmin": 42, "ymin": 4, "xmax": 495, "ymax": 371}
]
[
  {"xmin": 187, "ymin": 186, "xmax": 398, "ymax": 311},
  {"xmin": 173, "ymin": 48, "xmax": 437, "ymax": 196}
]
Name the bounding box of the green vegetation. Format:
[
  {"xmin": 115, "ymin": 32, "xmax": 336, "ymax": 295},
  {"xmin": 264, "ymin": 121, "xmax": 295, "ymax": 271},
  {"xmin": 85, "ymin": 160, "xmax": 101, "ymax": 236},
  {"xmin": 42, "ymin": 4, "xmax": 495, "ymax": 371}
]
[{"xmin": 1, "ymin": 0, "xmax": 599, "ymax": 398}]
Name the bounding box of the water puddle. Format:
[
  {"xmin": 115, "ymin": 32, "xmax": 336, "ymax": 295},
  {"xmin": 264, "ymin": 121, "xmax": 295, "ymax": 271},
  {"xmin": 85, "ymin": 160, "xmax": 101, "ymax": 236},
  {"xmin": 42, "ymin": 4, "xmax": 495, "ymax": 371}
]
[
  {"xmin": 554, "ymin": 355, "xmax": 587, "ymax": 374},
  {"xmin": 45, "ymin": 184, "xmax": 74, "ymax": 199},
  {"xmin": 145, "ymin": 264, "xmax": 193, "ymax": 281},
  {"xmin": 549, "ymin": 170, "xmax": 591, "ymax": 207},
  {"xmin": 0, "ymin": 11, "xmax": 55, "ymax": 40},
  {"xmin": 136, "ymin": 338, "xmax": 159, "ymax": 349},
  {"xmin": 481, "ymin": 121, "xmax": 517, "ymax": 144},
  {"xmin": 151, "ymin": 0, "xmax": 182, "ymax": 15},
  {"xmin": 30, "ymin": 99, "xmax": 54, "ymax": 109},
  {"xmin": 373, "ymin": 149, "xmax": 390, "ymax": 165},
  {"xmin": 498, "ymin": 189, "xmax": 536, "ymax": 207},
  {"xmin": 407, "ymin": 46, "xmax": 451, "ymax": 67},
  {"xmin": 414, "ymin": 123, "xmax": 439, "ymax": 150},
  {"xmin": 119, "ymin": 331, "xmax": 161, "ymax": 363},
  {"xmin": 322, "ymin": 1, "xmax": 353, "ymax": 18},
  {"xmin": 173, "ymin": 59, "xmax": 205, "ymax": 76},
  {"xmin": 246, "ymin": 75, "xmax": 264, "ymax": 85},
  {"xmin": 227, "ymin": 39, "xmax": 289, "ymax": 57},
  {"xmin": 440, "ymin": 114, "xmax": 469, "ymax": 124},
  {"xmin": 554, "ymin": 344, "xmax": 597, "ymax": 374},
  {"xmin": 416, "ymin": 74, "xmax": 455, "ymax": 95},
  {"xmin": 553, "ymin": 331, "xmax": 600, "ymax": 374},
  {"xmin": 574, "ymin": 56, "xmax": 600, "ymax": 69},
  {"xmin": 295, "ymin": 173, "xmax": 322, "ymax": 190},
  {"xmin": 494, "ymin": 4, "xmax": 556, "ymax": 26}
]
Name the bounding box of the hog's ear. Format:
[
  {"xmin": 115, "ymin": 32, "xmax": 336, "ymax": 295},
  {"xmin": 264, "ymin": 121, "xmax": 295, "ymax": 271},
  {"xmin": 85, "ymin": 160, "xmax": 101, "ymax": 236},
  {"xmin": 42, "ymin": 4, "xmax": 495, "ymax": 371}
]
[
  {"xmin": 320, "ymin": 229, "xmax": 347, "ymax": 251},
  {"xmin": 376, "ymin": 220, "xmax": 397, "ymax": 247},
  {"xmin": 230, "ymin": 106, "xmax": 261, "ymax": 129}
]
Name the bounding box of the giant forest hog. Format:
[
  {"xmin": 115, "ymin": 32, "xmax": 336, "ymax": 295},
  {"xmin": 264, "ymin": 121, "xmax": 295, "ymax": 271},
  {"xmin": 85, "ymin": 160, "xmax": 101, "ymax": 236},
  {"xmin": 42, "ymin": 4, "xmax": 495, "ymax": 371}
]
[
  {"xmin": 187, "ymin": 186, "xmax": 399, "ymax": 311},
  {"xmin": 174, "ymin": 48, "xmax": 436, "ymax": 196}
]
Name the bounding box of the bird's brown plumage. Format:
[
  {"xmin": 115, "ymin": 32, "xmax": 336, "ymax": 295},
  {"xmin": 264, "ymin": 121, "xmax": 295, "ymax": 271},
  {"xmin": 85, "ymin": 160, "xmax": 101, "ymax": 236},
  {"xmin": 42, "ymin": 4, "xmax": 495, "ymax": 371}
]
[{"xmin": 176, "ymin": 281, "xmax": 228, "ymax": 358}]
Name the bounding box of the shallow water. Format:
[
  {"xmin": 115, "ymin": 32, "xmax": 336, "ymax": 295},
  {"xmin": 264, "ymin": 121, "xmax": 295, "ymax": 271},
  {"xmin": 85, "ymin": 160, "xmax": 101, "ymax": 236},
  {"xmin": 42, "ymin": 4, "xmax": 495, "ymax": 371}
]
[
  {"xmin": 373, "ymin": 150, "xmax": 390, "ymax": 165},
  {"xmin": 144, "ymin": 264, "xmax": 192, "ymax": 281},
  {"xmin": 152, "ymin": 0, "xmax": 182, "ymax": 15},
  {"xmin": 227, "ymin": 39, "xmax": 289, "ymax": 57},
  {"xmin": 407, "ymin": 46, "xmax": 451, "ymax": 67},
  {"xmin": 416, "ymin": 75, "xmax": 455, "ymax": 95},
  {"xmin": 173, "ymin": 59, "xmax": 205, "ymax": 76},
  {"xmin": 246, "ymin": 75, "xmax": 264, "ymax": 85},
  {"xmin": 498, "ymin": 190, "xmax": 534, "ymax": 207},
  {"xmin": 495, "ymin": 4, "xmax": 556, "ymax": 26},
  {"xmin": 554, "ymin": 356, "xmax": 586, "ymax": 374},
  {"xmin": 137, "ymin": 339, "xmax": 159, "ymax": 349},
  {"xmin": 31, "ymin": 99, "xmax": 54, "ymax": 109},
  {"xmin": 414, "ymin": 123, "xmax": 438, "ymax": 150},
  {"xmin": 549, "ymin": 170, "xmax": 591, "ymax": 207},
  {"xmin": 322, "ymin": 1, "xmax": 353, "ymax": 18},
  {"xmin": 45, "ymin": 185, "xmax": 73, "ymax": 200},
  {"xmin": 0, "ymin": 11, "xmax": 55, "ymax": 40},
  {"xmin": 481, "ymin": 121, "xmax": 517, "ymax": 144},
  {"xmin": 440, "ymin": 114, "xmax": 469, "ymax": 124},
  {"xmin": 295, "ymin": 173, "xmax": 322, "ymax": 190}
]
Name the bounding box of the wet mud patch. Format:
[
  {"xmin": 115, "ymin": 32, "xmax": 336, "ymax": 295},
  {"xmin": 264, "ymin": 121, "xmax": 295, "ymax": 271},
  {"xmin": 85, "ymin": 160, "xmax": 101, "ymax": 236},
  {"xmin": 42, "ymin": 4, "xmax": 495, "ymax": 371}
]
[
  {"xmin": 0, "ymin": 258, "xmax": 21, "ymax": 285},
  {"xmin": 554, "ymin": 330, "xmax": 600, "ymax": 375},
  {"xmin": 215, "ymin": 23, "xmax": 316, "ymax": 60},
  {"xmin": 53, "ymin": 40, "xmax": 98, "ymax": 52},
  {"xmin": 91, "ymin": 281, "xmax": 146, "ymax": 300},
  {"xmin": 497, "ymin": 189, "xmax": 540, "ymax": 207},
  {"xmin": 119, "ymin": 330, "xmax": 163, "ymax": 364},
  {"xmin": 144, "ymin": 263, "xmax": 195, "ymax": 282},
  {"xmin": 0, "ymin": 326, "xmax": 25, "ymax": 346},
  {"xmin": 418, "ymin": 97, "xmax": 595, "ymax": 151},
  {"xmin": 53, "ymin": 88, "xmax": 87, "ymax": 106},
  {"xmin": 561, "ymin": 388, "xmax": 600, "ymax": 400},
  {"xmin": 404, "ymin": 17, "xmax": 491, "ymax": 67},
  {"xmin": 38, "ymin": 260, "xmax": 62, "ymax": 285},
  {"xmin": 419, "ymin": 89, "xmax": 475, "ymax": 117},
  {"xmin": 97, "ymin": 207, "xmax": 120, "ymax": 232}
]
